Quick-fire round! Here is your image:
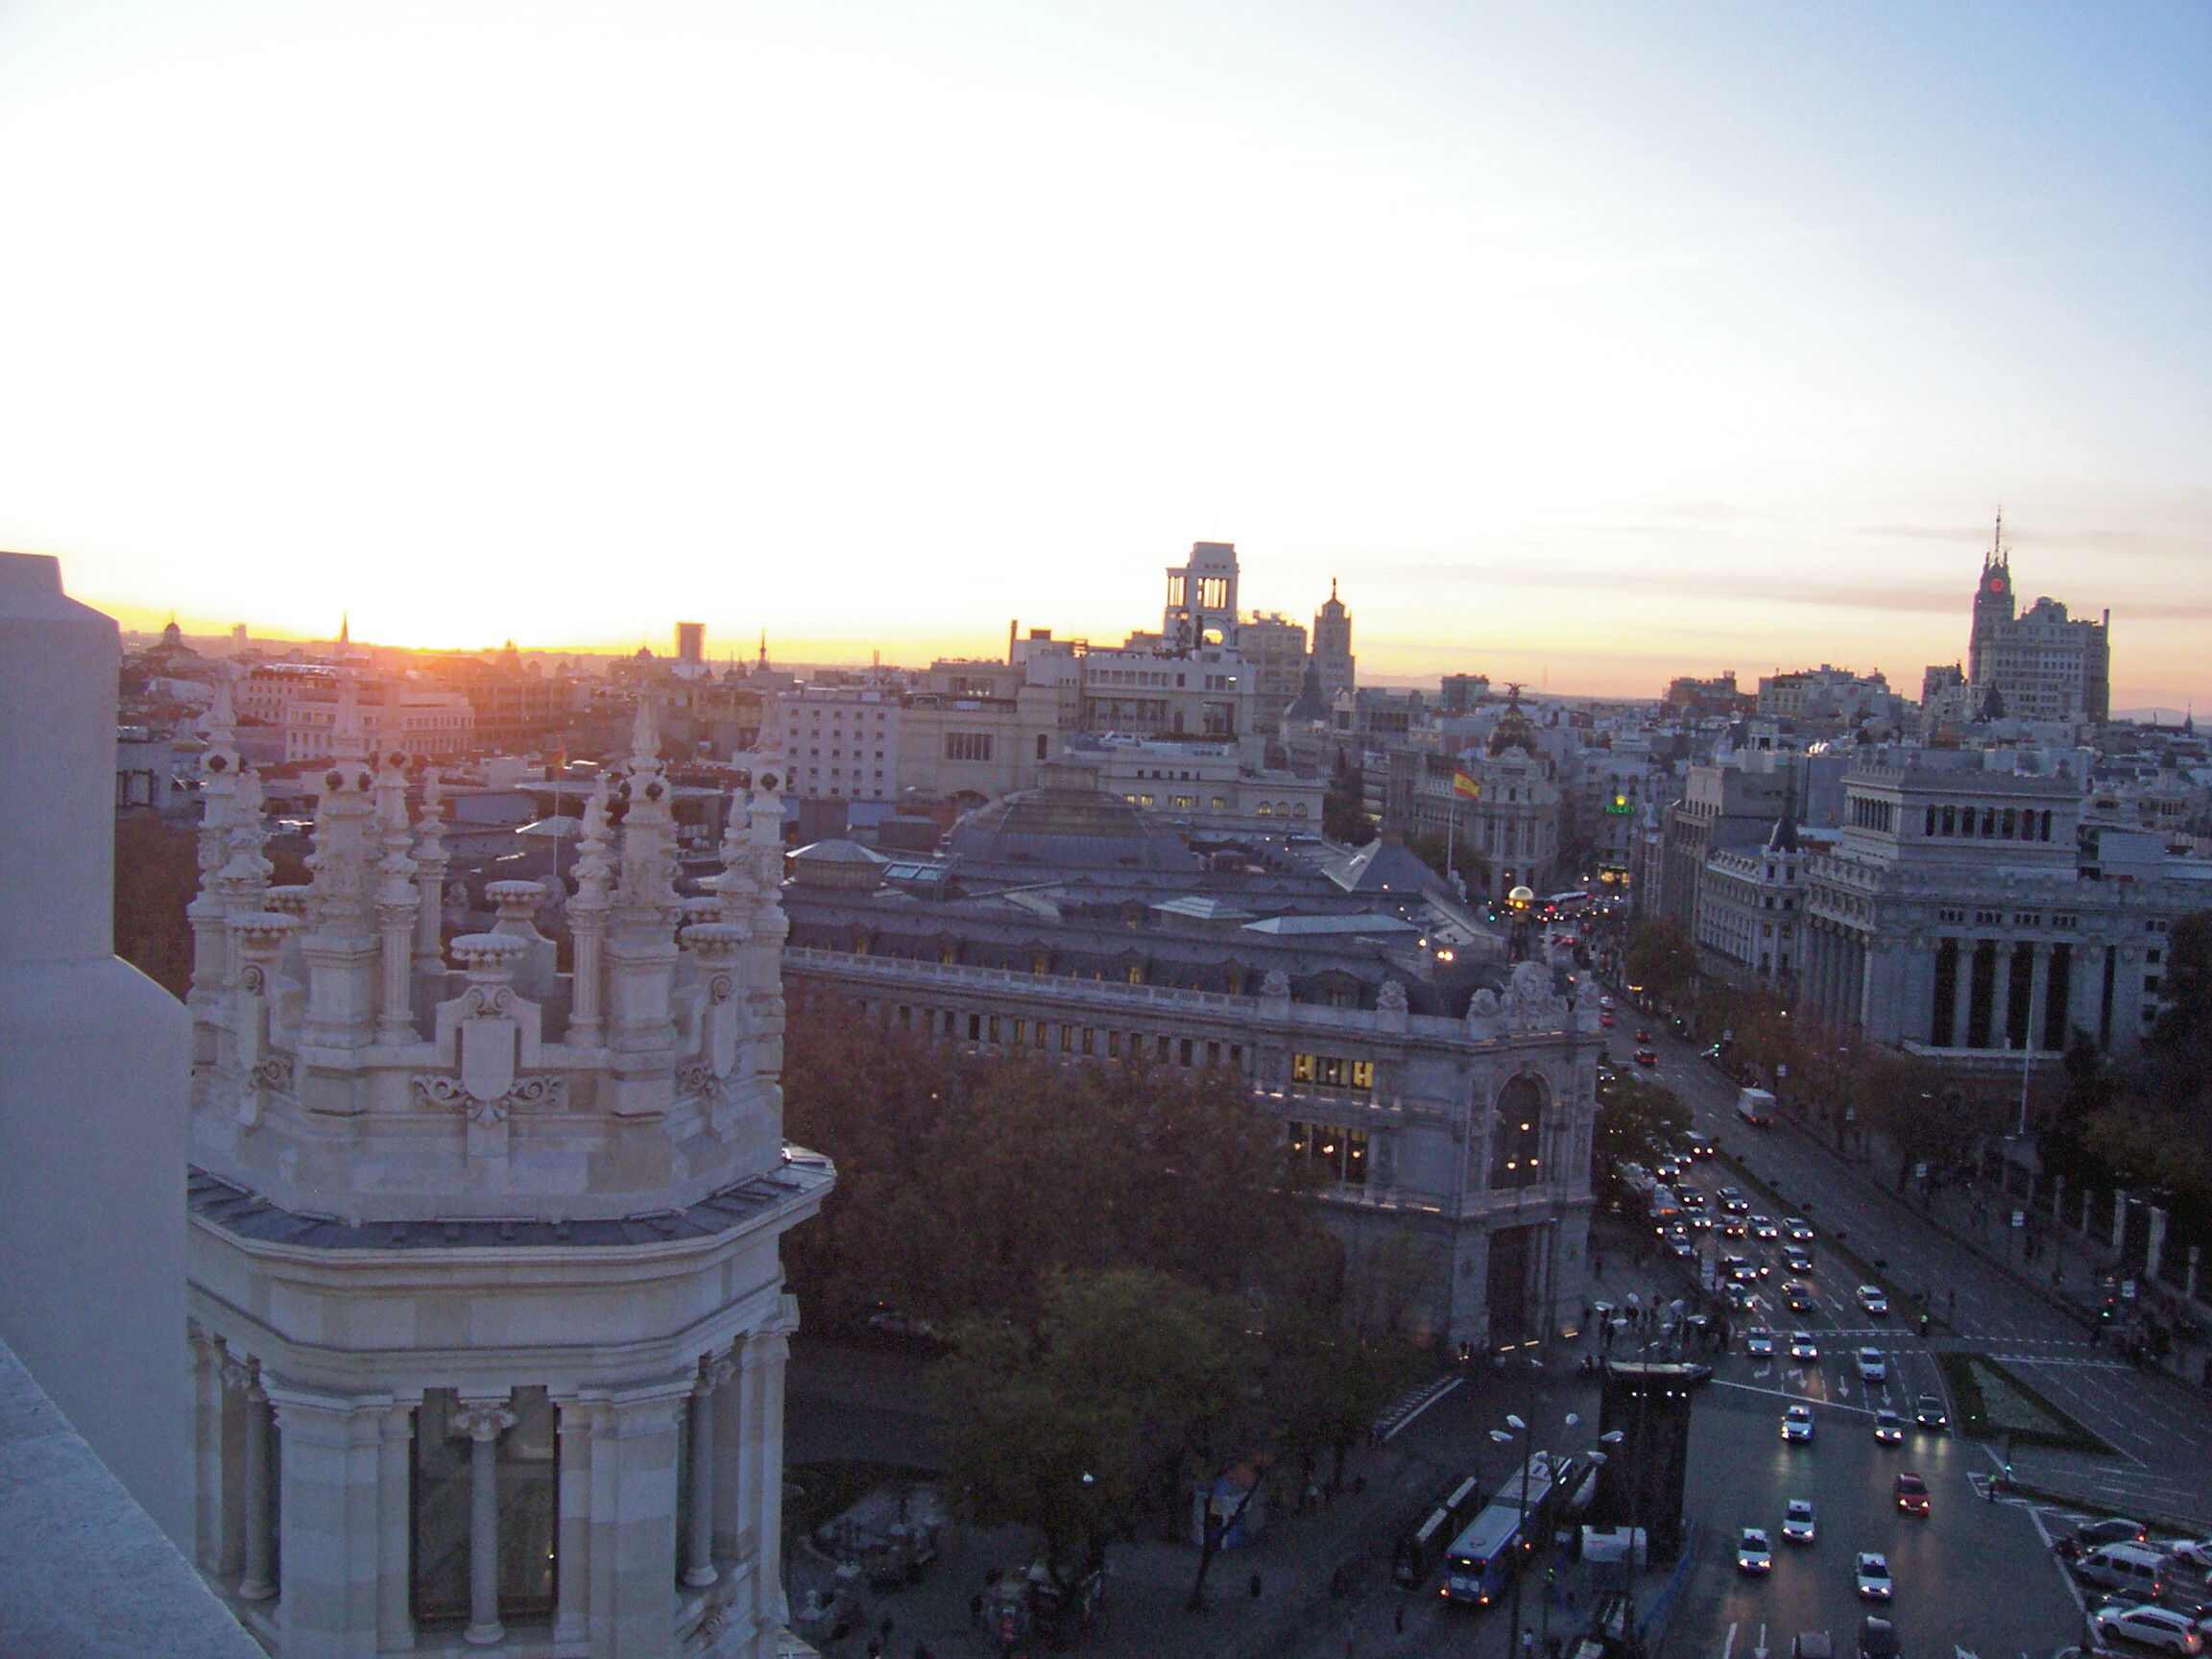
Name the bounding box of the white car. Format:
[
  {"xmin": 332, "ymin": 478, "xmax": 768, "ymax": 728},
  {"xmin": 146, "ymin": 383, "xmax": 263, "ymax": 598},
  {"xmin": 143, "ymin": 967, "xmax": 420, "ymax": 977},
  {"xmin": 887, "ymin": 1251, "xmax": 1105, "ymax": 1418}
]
[
  {"xmin": 1738, "ymin": 1527, "xmax": 1773, "ymax": 1574},
  {"xmin": 1782, "ymin": 1499, "xmax": 1816, "ymax": 1545},
  {"xmin": 1858, "ymin": 1285, "xmax": 1890, "ymax": 1316},
  {"xmin": 1856, "ymin": 1552, "xmax": 1892, "ymax": 1601},
  {"xmin": 1785, "ymin": 1217, "xmax": 1815, "ymax": 1242},
  {"xmin": 2090, "ymin": 1603, "xmax": 2204, "ymax": 1655},
  {"xmin": 1746, "ymin": 1329, "xmax": 1776, "ymax": 1359},
  {"xmin": 1789, "ymin": 1332, "xmax": 1821, "ymax": 1363},
  {"xmin": 1782, "ymin": 1405, "xmax": 1815, "ymax": 1442},
  {"xmin": 2164, "ymin": 1538, "xmax": 2212, "ymax": 1574},
  {"xmin": 1857, "ymin": 1347, "xmax": 1887, "ymax": 1383}
]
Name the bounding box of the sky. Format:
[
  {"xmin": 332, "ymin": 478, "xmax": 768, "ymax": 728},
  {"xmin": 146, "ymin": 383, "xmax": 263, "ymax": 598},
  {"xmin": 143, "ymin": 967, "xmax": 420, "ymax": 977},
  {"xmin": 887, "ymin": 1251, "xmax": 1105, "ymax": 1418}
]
[{"xmin": 1, "ymin": 2, "xmax": 2205, "ymax": 708}]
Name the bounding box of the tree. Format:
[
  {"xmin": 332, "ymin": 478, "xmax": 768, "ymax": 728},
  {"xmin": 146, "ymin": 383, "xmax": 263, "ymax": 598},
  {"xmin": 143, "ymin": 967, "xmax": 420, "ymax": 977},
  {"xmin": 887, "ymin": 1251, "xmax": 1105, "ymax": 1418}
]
[
  {"xmin": 1623, "ymin": 919, "xmax": 1697, "ymax": 1008},
  {"xmin": 1323, "ymin": 753, "xmax": 1375, "ymax": 847},
  {"xmin": 779, "ymin": 990, "xmax": 1329, "ymax": 1333},
  {"xmin": 1593, "ymin": 1070, "xmax": 1690, "ymax": 1193}
]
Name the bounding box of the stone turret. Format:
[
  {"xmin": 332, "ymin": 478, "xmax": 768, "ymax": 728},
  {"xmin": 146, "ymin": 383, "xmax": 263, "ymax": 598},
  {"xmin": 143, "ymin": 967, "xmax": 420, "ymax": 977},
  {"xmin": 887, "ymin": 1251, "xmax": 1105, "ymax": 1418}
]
[{"xmin": 183, "ymin": 691, "xmax": 830, "ymax": 1656}]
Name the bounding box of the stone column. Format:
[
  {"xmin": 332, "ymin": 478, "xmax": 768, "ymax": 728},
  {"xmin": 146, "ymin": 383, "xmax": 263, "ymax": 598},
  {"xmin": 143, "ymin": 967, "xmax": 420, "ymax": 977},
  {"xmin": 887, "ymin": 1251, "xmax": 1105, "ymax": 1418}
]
[
  {"xmin": 552, "ymin": 1397, "xmax": 592, "ymax": 1646},
  {"xmin": 1989, "ymin": 945, "xmax": 2013, "ymax": 1051},
  {"xmin": 2024, "ymin": 945, "xmax": 2050, "ymax": 1054},
  {"xmin": 684, "ymin": 1362, "xmax": 720, "ymax": 1588},
  {"xmin": 1951, "ymin": 940, "xmax": 1974, "ymax": 1049},
  {"xmin": 2186, "ymin": 1244, "xmax": 2200, "ymax": 1303},
  {"xmin": 2147, "ymin": 1207, "xmax": 2169, "ymax": 1284},
  {"xmin": 378, "ymin": 1401, "xmax": 418, "ymax": 1653},
  {"xmin": 2113, "ymin": 1191, "xmax": 2129, "ymax": 1256},
  {"xmin": 455, "ymin": 1400, "xmax": 517, "ymax": 1647},
  {"xmin": 752, "ymin": 1307, "xmax": 797, "ymax": 1628},
  {"xmin": 189, "ymin": 1323, "xmax": 228, "ymax": 1574},
  {"xmin": 233, "ymin": 1363, "xmax": 277, "ymax": 1601}
]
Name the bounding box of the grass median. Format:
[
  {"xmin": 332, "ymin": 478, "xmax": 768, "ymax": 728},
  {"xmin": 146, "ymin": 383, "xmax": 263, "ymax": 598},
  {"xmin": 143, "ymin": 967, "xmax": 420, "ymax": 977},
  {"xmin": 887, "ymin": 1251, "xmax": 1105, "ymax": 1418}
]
[{"xmin": 1934, "ymin": 1351, "xmax": 2110, "ymax": 1455}]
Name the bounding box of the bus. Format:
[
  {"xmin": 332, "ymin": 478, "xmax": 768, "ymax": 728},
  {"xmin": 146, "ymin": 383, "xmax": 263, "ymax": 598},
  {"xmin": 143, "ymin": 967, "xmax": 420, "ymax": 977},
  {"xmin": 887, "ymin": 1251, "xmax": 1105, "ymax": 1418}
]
[
  {"xmin": 1543, "ymin": 891, "xmax": 1593, "ymax": 918},
  {"xmin": 1442, "ymin": 1453, "xmax": 1559, "ymax": 1606},
  {"xmin": 1393, "ymin": 1472, "xmax": 1484, "ymax": 1587}
]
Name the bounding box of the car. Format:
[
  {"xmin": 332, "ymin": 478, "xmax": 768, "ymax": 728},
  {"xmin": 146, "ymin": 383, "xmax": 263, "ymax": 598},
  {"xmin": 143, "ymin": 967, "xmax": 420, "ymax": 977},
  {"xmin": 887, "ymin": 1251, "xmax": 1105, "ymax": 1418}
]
[
  {"xmin": 2090, "ymin": 1604, "xmax": 2203, "ymax": 1655},
  {"xmin": 2058, "ymin": 1519, "xmax": 2152, "ymax": 1561},
  {"xmin": 1678, "ymin": 1187, "xmax": 1708, "ymax": 1209},
  {"xmin": 1654, "ymin": 1159, "xmax": 1683, "ymax": 1182},
  {"xmin": 1858, "ymin": 1286, "xmax": 1890, "ymax": 1316},
  {"xmin": 1719, "ymin": 1188, "xmax": 1750, "ymax": 1214},
  {"xmin": 1785, "ymin": 1217, "xmax": 1815, "ymax": 1243},
  {"xmin": 1782, "ymin": 1499, "xmax": 1817, "ymax": 1545},
  {"xmin": 1635, "ymin": 1048, "xmax": 1658, "ymax": 1068},
  {"xmin": 1724, "ymin": 1255, "xmax": 1758, "ymax": 1283},
  {"xmin": 1725, "ymin": 1282, "xmax": 1757, "ymax": 1311},
  {"xmin": 1738, "ymin": 1528, "xmax": 1774, "ymax": 1574},
  {"xmin": 1857, "ymin": 1615, "xmax": 1900, "ymax": 1659},
  {"xmin": 1855, "ymin": 1553, "xmax": 1892, "ymax": 1601},
  {"xmin": 1688, "ymin": 1212, "xmax": 1716, "ymax": 1233},
  {"xmin": 1893, "ymin": 1471, "xmax": 1930, "ymax": 1516},
  {"xmin": 1857, "ymin": 1348, "xmax": 1887, "ymax": 1383},
  {"xmin": 1599, "ymin": 1011, "xmax": 1616, "ymax": 1027},
  {"xmin": 1785, "ymin": 1282, "xmax": 1817, "ymax": 1313},
  {"xmin": 1872, "ymin": 1410, "xmax": 1906, "ymax": 1444},
  {"xmin": 1671, "ymin": 1236, "xmax": 1698, "ymax": 1260},
  {"xmin": 1684, "ymin": 1132, "xmax": 1717, "ymax": 1159},
  {"xmin": 1914, "ymin": 1394, "xmax": 1948, "ymax": 1431},
  {"xmin": 1634, "ymin": 1029, "xmax": 1653, "ymax": 1044},
  {"xmin": 1722, "ymin": 1216, "xmax": 1748, "ymax": 1239},
  {"xmin": 1746, "ymin": 1328, "xmax": 1776, "ymax": 1358},
  {"xmin": 1789, "ymin": 1332, "xmax": 1820, "ymax": 1362},
  {"xmin": 1782, "ymin": 1405, "xmax": 1815, "ymax": 1442},
  {"xmin": 1783, "ymin": 1246, "xmax": 1815, "ymax": 1276},
  {"xmin": 2161, "ymin": 1537, "xmax": 2212, "ymax": 1578},
  {"xmin": 1753, "ymin": 1216, "xmax": 1781, "ymax": 1240},
  {"xmin": 1599, "ymin": 995, "xmax": 1616, "ymax": 1009}
]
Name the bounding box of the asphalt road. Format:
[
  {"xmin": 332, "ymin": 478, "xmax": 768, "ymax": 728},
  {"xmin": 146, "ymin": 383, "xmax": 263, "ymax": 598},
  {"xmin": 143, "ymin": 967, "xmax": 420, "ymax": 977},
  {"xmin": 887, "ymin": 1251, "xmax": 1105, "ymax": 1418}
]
[{"xmin": 1612, "ymin": 1007, "xmax": 2212, "ymax": 1532}]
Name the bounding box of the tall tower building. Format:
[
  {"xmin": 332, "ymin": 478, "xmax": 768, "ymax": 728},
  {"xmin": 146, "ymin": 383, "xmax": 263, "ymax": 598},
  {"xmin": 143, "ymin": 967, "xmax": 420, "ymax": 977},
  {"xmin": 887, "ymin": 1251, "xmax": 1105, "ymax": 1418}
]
[
  {"xmin": 181, "ymin": 700, "xmax": 830, "ymax": 1656},
  {"xmin": 1964, "ymin": 515, "xmax": 2111, "ymax": 725},
  {"xmin": 1162, "ymin": 541, "xmax": 1240, "ymax": 649},
  {"xmin": 1968, "ymin": 514, "xmax": 2015, "ymax": 687},
  {"xmin": 1312, "ymin": 579, "xmax": 1356, "ymax": 701}
]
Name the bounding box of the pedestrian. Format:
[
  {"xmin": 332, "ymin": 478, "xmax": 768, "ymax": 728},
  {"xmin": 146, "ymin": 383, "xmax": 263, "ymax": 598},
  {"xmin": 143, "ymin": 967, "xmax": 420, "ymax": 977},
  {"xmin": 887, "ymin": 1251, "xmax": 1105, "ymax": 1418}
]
[
  {"xmin": 1594, "ymin": 1251, "xmax": 1605, "ymax": 1278},
  {"xmin": 1395, "ymin": 1602, "xmax": 1406, "ymax": 1634},
  {"xmin": 880, "ymin": 1614, "xmax": 894, "ymax": 1642},
  {"xmin": 1249, "ymin": 1572, "xmax": 1262, "ymax": 1600},
  {"xmin": 866, "ymin": 1640, "xmax": 881, "ymax": 1659},
  {"xmin": 1522, "ymin": 1629, "xmax": 1537, "ymax": 1659},
  {"xmin": 970, "ymin": 1592, "xmax": 983, "ymax": 1629}
]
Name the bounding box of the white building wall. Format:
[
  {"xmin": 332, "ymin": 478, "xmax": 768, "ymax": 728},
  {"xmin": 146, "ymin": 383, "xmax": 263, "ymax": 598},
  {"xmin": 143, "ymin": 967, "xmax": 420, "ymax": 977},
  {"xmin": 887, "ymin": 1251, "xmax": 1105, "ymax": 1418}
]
[{"xmin": 0, "ymin": 552, "xmax": 193, "ymax": 1544}]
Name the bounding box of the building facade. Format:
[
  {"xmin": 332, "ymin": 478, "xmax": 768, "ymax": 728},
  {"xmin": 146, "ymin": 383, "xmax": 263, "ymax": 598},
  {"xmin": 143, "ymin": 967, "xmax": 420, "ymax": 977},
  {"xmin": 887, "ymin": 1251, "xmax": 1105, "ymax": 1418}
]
[
  {"xmin": 1799, "ymin": 757, "xmax": 2205, "ymax": 1064},
  {"xmin": 181, "ymin": 705, "xmax": 830, "ymax": 1658},
  {"xmin": 1966, "ymin": 527, "xmax": 2111, "ymax": 726},
  {"xmin": 779, "ymin": 783, "xmax": 1599, "ymax": 1349}
]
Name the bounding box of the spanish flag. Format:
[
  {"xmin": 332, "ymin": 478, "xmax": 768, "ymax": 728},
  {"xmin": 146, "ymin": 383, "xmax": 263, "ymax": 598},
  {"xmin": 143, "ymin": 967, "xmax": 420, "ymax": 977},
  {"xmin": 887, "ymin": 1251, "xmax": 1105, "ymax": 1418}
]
[{"xmin": 1453, "ymin": 769, "xmax": 1480, "ymax": 801}]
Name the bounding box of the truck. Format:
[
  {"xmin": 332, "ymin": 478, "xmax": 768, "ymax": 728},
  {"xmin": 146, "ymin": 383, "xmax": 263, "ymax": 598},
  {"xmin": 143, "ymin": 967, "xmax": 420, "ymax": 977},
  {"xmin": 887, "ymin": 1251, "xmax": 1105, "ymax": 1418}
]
[{"xmin": 1736, "ymin": 1087, "xmax": 1777, "ymax": 1128}]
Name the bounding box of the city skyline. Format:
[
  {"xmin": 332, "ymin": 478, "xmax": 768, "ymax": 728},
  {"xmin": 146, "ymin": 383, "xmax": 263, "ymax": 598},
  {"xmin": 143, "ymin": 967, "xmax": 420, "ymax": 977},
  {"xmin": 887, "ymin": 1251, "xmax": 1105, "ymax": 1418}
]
[{"xmin": 3, "ymin": 2, "xmax": 2206, "ymax": 708}]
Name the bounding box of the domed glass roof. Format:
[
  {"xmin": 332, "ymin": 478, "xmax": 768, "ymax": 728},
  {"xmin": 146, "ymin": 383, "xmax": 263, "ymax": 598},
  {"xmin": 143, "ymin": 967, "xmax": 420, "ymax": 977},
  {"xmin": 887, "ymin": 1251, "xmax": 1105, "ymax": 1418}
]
[{"xmin": 945, "ymin": 786, "xmax": 1198, "ymax": 873}]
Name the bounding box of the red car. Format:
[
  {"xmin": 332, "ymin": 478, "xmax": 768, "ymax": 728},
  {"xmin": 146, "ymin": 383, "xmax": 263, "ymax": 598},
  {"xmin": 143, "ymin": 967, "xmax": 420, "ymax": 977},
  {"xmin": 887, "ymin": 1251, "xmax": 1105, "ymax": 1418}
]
[
  {"xmin": 1599, "ymin": 1011, "xmax": 1616, "ymax": 1027},
  {"xmin": 1892, "ymin": 1472, "xmax": 1930, "ymax": 1516},
  {"xmin": 1634, "ymin": 1029, "xmax": 1653, "ymax": 1044},
  {"xmin": 1634, "ymin": 1048, "xmax": 1658, "ymax": 1068}
]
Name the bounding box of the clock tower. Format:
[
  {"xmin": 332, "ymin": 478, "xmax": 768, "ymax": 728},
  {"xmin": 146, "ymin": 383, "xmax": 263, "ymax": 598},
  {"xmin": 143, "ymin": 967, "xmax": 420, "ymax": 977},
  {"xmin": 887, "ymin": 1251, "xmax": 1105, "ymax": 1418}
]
[{"xmin": 1968, "ymin": 511, "xmax": 2014, "ymax": 686}]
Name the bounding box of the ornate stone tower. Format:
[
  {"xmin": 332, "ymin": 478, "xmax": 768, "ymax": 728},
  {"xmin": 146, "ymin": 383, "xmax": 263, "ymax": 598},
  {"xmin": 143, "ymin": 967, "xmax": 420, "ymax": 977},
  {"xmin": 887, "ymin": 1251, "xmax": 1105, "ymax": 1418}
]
[
  {"xmin": 1311, "ymin": 579, "xmax": 1356, "ymax": 702},
  {"xmin": 183, "ymin": 698, "xmax": 830, "ymax": 1657},
  {"xmin": 1968, "ymin": 511, "xmax": 2014, "ymax": 688}
]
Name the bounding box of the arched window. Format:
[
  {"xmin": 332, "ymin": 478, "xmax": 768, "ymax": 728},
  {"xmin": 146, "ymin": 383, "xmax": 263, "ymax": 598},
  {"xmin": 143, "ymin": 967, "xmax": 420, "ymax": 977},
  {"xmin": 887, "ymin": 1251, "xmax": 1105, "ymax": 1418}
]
[{"xmin": 1488, "ymin": 1074, "xmax": 1547, "ymax": 1190}]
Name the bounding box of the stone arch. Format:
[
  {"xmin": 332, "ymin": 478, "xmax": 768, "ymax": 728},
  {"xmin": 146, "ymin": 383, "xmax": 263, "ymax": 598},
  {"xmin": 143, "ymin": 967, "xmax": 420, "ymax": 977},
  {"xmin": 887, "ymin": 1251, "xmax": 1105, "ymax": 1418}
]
[{"xmin": 1487, "ymin": 1071, "xmax": 1549, "ymax": 1190}]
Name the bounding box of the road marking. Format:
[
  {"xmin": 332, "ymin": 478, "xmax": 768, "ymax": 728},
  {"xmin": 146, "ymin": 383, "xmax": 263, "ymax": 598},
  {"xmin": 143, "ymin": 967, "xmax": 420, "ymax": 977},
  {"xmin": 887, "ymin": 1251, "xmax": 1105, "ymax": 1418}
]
[
  {"xmin": 1722, "ymin": 1622, "xmax": 1737, "ymax": 1659},
  {"xmin": 1755, "ymin": 1623, "xmax": 1768, "ymax": 1659},
  {"xmin": 1377, "ymin": 1375, "xmax": 1463, "ymax": 1443}
]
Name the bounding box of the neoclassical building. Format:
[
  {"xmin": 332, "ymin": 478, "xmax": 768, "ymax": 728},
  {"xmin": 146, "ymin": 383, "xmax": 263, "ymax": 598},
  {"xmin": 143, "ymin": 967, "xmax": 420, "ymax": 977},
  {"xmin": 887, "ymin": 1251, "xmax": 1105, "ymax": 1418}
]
[
  {"xmin": 780, "ymin": 783, "xmax": 1601, "ymax": 1349},
  {"xmin": 182, "ymin": 695, "xmax": 830, "ymax": 1658}
]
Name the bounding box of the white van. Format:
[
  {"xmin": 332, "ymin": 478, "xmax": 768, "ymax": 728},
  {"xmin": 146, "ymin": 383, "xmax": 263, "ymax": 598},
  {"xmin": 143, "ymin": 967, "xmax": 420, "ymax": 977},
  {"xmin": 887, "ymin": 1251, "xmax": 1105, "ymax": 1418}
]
[
  {"xmin": 1736, "ymin": 1088, "xmax": 1777, "ymax": 1127},
  {"xmin": 2073, "ymin": 1542, "xmax": 2168, "ymax": 1600}
]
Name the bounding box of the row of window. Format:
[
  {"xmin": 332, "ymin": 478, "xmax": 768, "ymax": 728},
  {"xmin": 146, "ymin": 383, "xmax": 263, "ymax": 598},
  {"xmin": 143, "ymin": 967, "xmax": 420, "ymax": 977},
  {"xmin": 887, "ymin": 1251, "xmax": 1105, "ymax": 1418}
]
[
  {"xmin": 1922, "ymin": 803, "xmax": 2056, "ymax": 842},
  {"xmin": 1287, "ymin": 1119, "xmax": 1369, "ymax": 1184},
  {"xmin": 859, "ymin": 998, "xmax": 1249, "ymax": 1071},
  {"xmin": 1290, "ymin": 1051, "xmax": 1376, "ymax": 1092}
]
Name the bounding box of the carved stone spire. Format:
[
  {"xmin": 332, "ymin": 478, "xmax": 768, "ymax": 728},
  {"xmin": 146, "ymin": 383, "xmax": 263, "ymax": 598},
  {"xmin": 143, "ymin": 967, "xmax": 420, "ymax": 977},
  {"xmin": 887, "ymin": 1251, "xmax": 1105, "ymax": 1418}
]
[{"xmin": 411, "ymin": 767, "xmax": 450, "ymax": 974}]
